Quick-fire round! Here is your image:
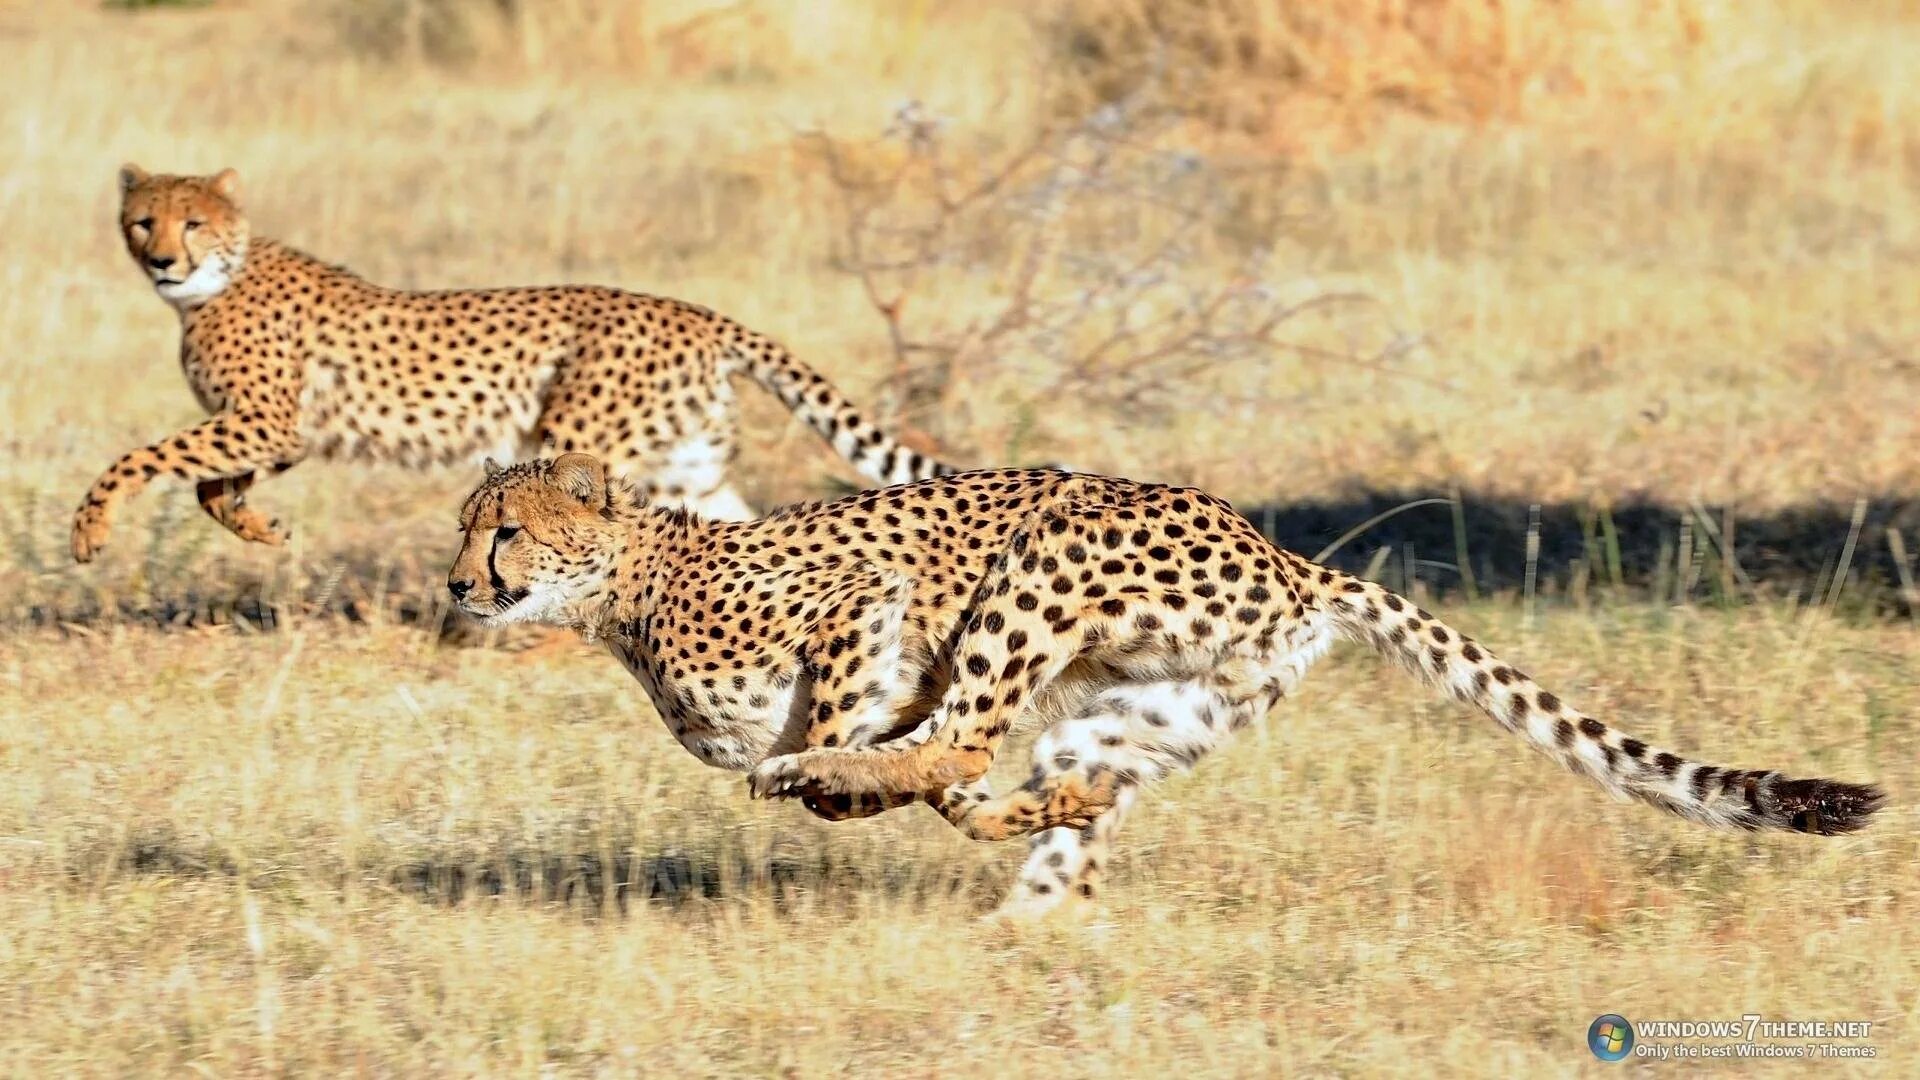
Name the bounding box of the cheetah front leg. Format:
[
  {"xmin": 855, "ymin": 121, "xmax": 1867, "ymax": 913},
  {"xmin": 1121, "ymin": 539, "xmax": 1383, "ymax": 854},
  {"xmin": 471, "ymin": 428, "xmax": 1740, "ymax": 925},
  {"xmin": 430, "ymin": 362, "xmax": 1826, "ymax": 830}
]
[
  {"xmin": 750, "ymin": 508, "xmax": 1106, "ymax": 805},
  {"xmin": 195, "ymin": 469, "xmax": 295, "ymax": 548},
  {"xmin": 72, "ymin": 412, "xmax": 305, "ymax": 563},
  {"xmin": 781, "ymin": 564, "xmax": 933, "ymax": 824}
]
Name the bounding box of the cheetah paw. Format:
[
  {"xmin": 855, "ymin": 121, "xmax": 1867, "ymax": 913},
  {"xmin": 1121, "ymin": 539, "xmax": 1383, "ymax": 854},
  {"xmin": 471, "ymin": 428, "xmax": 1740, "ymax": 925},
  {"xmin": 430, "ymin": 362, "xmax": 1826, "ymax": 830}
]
[
  {"xmin": 70, "ymin": 506, "xmax": 113, "ymax": 564},
  {"xmin": 747, "ymin": 752, "xmax": 826, "ymax": 801},
  {"xmin": 230, "ymin": 509, "xmax": 291, "ymax": 547}
]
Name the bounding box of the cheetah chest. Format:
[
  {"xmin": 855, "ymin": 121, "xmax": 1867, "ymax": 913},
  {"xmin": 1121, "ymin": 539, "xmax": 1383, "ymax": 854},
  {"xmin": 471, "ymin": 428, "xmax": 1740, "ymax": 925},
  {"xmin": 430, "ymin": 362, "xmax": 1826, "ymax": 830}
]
[{"xmin": 605, "ymin": 638, "xmax": 801, "ymax": 772}]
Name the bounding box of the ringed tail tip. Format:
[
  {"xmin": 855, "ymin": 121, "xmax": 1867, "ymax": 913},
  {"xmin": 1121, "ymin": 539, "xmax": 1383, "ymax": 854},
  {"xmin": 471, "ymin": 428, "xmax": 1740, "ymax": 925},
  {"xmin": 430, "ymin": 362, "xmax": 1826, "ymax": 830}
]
[{"xmin": 1769, "ymin": 777, "xmax": 1884, "ymax": 835}]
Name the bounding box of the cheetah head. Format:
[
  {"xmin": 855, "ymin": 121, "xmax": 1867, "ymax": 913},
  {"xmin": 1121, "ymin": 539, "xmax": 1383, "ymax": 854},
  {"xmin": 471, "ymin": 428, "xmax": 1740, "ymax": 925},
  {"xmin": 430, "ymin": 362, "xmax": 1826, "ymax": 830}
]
[
  {"xmin": 118, "ymin": 164, "xmax": 250, "ymax": 308},
  {"xmin": 448, "ymin": 454, "xmax": 628, "ymax": 628}
]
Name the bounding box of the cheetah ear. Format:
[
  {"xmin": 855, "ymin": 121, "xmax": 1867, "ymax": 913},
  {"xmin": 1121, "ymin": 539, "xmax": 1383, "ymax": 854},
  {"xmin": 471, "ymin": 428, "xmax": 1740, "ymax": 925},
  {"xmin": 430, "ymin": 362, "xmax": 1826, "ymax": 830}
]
[
  {"xmin": 550, "ymin": 452, "xmax": 607, "ymax": 508},
  {"xmin": 482, "ymin": 457, "xmax": 504, "ymax": 478},
  {"xmin": 210, "ymin": 167, "xmax": 241, "ymax": 202},
  {"xmin": 118, "ymin": 163, "xmax": 148, "ymax": 194}
]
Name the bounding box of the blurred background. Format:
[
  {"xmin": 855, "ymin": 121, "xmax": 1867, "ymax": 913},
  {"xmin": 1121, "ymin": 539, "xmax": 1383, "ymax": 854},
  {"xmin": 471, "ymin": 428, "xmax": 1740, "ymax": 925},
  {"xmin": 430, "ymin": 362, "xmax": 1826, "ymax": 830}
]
[{"xmin": 1, "ymin": 1, "xmax": 1915, "ymax": 1074}]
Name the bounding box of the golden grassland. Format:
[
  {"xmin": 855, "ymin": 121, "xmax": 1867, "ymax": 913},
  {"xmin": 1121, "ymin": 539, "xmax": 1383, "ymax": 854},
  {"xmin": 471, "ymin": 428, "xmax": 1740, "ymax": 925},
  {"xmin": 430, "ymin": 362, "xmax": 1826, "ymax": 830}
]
[
  {"xmin": 2, "ymin": 0, "xmax": 1918, "ymax": 1074},
  {"xmin": 3, "ymin": 606, "xmax": 1915, "ymax": 1074}
]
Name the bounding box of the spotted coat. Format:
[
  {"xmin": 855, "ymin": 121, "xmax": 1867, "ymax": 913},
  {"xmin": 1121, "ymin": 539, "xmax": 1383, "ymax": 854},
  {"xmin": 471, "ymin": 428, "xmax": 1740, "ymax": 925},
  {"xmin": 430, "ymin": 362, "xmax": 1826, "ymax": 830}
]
[
  {"xmin": 448, "ymin": 457, "xmax": 1885, "ymax": 919},
  {"xmin": 71, "ymin": 166, "xmax": 949, "ymax": 562}
]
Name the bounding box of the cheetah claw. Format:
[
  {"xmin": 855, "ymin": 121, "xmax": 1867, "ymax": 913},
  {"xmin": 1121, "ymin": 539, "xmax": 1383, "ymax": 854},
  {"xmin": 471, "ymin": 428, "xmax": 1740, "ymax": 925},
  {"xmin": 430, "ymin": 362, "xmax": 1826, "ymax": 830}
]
[{"xmin": 748, "ymin": 753, "xmax": 826, "ymax": 801}]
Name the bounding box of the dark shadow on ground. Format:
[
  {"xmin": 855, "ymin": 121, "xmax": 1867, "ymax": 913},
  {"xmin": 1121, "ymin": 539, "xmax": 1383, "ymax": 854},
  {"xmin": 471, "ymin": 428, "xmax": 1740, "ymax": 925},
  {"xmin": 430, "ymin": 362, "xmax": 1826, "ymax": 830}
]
[
  {"xmin": 104, "ymin": 825, "xmax": 997, "ymax": 914},
  {"xmin": 385, "ymin": 847, "xmax": 995, "ymax": 912},
  {"xmin": 1241, "ymin": 491, "xmax": 1919, "ymax": 615},
  {"xmin": 19, "ymin": 490, "xmax": 1920, "ymax": 632},
  {"xmin": 20, "ymin": 538, "xmax": 467, "ymax": 636}
]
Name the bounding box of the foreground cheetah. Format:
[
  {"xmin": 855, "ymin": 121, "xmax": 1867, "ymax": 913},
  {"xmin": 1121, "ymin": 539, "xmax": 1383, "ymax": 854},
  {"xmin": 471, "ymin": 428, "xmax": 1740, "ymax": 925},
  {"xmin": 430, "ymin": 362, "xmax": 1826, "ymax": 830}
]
[
  {"xmin": 447, "ymin": 455, "xmax": 1883, "ymax": 918},
  {"xmin": 71, "ymin": 165, "xmax": 950, "ymax": 562}
]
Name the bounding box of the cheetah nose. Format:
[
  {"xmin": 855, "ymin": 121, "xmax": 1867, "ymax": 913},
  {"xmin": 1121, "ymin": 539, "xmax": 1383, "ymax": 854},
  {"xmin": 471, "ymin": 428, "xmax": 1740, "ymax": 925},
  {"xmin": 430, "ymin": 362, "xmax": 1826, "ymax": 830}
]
[
  {"xmin": 146, "ymin": 255, "xmax": 176, "ymax": 271},
  {"xmin": 448, "ymin": 578, "xmax": 475, "ymax": 601}
]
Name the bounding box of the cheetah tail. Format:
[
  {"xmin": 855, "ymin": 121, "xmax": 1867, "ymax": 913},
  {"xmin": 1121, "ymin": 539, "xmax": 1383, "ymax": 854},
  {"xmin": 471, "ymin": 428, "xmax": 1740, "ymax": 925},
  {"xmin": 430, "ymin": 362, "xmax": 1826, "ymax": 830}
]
[
  {"xmin": 721, "ymin": 323, "xmax": 953, "ymax": 487},
  {"xmin": 1323, "ymin": 572, "xmax": 1885, "ymax": 836}
]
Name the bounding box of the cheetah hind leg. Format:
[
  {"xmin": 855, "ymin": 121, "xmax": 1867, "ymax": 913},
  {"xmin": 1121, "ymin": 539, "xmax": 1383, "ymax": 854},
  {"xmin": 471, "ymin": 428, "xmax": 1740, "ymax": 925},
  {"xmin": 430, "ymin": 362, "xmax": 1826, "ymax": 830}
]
[
  {"xmin": 959, "ymin": 680, "xmax": 1251, "ymax": 919},
  {"xmin": 930, "ymin": 680, "xmax": 1235, "ymax": 843},
  {"xmin": 983, "ymin": 786, "xmax": 1140, "ymax": 926},
  {"xmin": 749, "ymin": 510, "xmax": 1096, "ymax": 803}
]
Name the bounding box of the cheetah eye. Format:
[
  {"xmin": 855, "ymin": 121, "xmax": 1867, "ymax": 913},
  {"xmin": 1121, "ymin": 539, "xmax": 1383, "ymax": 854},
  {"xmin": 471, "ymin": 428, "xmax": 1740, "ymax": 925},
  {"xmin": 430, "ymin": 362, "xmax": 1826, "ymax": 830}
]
[
  {"xmin": 184, "ymin": 219, "xmax": 203, "ymax": 232},
  {"xmin": 132, "ymin": 218, "xmax": 153, "ymax": 232},
  {"xmin": 494, "ymin": 525, "xmax": 521, "ymax": 543}
]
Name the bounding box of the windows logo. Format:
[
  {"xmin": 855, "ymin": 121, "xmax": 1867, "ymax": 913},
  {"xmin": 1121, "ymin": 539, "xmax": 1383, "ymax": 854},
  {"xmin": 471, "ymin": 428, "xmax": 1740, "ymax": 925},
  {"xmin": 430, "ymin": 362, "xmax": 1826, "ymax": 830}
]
[{"xmin": 1588, "ymin": 1015, "xmax": 1635, "ymax": 1061}]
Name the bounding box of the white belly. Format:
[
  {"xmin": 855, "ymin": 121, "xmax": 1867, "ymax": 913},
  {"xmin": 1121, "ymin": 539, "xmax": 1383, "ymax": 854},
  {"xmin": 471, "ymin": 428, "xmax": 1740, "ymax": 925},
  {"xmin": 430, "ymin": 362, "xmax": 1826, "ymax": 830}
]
[{"xmin": 607, "ymin": 641, "xmax": 795, "ymax": 772}]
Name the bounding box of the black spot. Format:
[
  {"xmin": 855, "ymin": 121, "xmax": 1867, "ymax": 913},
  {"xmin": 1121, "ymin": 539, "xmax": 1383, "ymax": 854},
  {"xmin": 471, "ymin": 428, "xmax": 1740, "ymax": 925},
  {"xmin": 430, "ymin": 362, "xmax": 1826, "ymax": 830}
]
[{"xmin": 1691, "ymin": 766, "xmax": 1719, "ymax": 800}]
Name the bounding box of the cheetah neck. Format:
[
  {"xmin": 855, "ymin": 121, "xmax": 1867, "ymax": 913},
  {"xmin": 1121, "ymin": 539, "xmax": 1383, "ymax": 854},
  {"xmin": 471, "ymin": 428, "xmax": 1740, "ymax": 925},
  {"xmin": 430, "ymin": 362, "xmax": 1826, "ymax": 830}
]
[
  {"xmin": 586, "ymin": 499, "xmax": 703, "ymax": 643},
  {"xmin": 205, "ymin": 239, "xmax": 364, "ymax": 306},
  {"xmin": 257, "ymin": 238, "xmax": 365, "ymax": 281},
  {"xmin": 161, "ymin": 237, "xmax": 254, "ymax": 313},
  {"xmin": 168, "ymin": 238, "xmax": 291, "ymax": 317}
]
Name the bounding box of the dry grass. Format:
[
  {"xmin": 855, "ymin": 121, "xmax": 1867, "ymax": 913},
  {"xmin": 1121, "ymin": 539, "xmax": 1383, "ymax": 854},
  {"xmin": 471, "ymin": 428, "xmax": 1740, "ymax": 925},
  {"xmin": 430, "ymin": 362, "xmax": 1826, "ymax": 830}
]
[
  {"xmin": 2, "ymin": 606, "xmax": 1914, "ymax": 1074},
  {"xmin": 2, "ymin": 0, "xmax": 1917, "ymax": 1074}
]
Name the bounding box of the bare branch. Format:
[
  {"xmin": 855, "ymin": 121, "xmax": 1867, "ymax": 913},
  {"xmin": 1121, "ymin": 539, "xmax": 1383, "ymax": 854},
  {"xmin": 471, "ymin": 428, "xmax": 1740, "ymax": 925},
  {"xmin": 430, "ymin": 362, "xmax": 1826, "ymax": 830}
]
[{"xmin": 802, "ymin": 90, "xmax": 1428, "ymax": 457}]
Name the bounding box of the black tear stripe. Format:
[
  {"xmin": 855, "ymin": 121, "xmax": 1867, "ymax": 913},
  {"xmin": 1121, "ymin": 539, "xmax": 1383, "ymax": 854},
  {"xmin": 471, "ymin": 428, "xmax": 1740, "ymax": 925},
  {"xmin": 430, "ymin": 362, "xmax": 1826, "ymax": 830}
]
[{"xmin": 486, "ymin": 532, "xmax": 511, "ymax": 596}]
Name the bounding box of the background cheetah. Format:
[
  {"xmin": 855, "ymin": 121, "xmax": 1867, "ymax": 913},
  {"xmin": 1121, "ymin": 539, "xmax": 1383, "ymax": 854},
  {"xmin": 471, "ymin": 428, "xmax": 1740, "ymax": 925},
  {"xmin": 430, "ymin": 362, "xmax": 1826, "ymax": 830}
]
[
  {"xmin": 447, "ymin": 455, "xmax": 1883, "ymax": 920},
  {"xmin": 69, "ymin": 165, "xmax": 950, "ymax": 562}
]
